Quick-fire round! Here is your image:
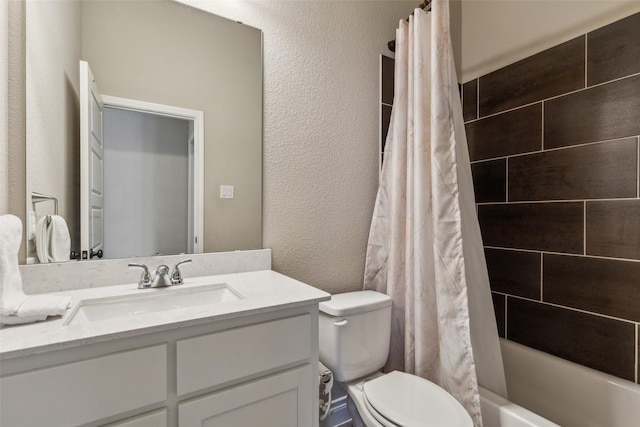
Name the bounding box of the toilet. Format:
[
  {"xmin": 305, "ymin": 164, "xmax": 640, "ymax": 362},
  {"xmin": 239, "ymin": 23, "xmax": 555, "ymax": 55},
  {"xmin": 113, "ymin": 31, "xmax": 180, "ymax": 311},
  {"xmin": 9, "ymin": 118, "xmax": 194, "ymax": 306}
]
[{"xmin": 318, "ymin": 290, "xmax": 473, "ymax": 427}]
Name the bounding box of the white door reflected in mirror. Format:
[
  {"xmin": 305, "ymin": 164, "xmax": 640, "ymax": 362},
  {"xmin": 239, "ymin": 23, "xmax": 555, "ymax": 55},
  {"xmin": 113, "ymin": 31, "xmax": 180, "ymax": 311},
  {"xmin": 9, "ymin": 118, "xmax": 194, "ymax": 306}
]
[
  {"xmin": 79, "ymin": 61, "xmax": 204, "ymax": 260},
  {"xmin": 79, "ymin": 60, "xmax": 105, "ymax": 260}
]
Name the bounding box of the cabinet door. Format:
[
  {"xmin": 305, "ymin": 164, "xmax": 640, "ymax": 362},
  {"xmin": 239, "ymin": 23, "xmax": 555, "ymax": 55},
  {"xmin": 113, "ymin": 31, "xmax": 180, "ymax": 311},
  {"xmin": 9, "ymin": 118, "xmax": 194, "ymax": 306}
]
[{"xmin": 179, "ymin": 365, "xmax": 313, "ymax": 427}]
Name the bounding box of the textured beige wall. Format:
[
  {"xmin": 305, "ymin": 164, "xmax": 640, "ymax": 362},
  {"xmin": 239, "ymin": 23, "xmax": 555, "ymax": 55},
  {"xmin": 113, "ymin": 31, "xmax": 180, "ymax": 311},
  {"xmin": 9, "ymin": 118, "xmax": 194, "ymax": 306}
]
[
  {"xmin": 1, "ymin": 0, "xmax": 7, "ymax": 214},
  {"xmin": 181, "ymin": 0, "xmax": 419, "ymax": 294},
  {"xmin": 25, "ymin": 0, "xmax": 82, "ymax": 256},
  {"xmin": 6, "ymin": 0, "xmax": 26, "ymax": 263},
  {"xmin": 457, "ymin": 0, "xmax": 640, "ymax": 82}
]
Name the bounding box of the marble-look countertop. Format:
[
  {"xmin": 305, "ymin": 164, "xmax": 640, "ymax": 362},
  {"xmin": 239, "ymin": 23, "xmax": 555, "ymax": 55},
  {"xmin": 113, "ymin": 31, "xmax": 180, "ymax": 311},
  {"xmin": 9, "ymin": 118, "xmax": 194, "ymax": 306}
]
[{"xmin": 0, "ymin": 270, "xmax": 330, "ymax": 360}]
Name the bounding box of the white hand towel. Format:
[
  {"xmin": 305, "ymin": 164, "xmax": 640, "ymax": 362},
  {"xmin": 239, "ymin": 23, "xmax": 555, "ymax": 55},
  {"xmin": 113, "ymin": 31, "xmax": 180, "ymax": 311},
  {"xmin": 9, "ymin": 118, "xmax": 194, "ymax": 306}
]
[
  {"xmin": 35, "ymin": 215, "xmax": 70, "ymax": 263},
  {"xmin": 35, "ymin": 215, "xmax": 52, "ymax": 264},
  {"xmin": 50, "ymin": 215, "xmax": 71, "ymax": 262},
  {"xmin": 0, "ymin": 215, "xmax": 29, "ymax": 315},
  {"xmin": 1, "ymin": 214, "xmax": 71, "ymax": 325}
]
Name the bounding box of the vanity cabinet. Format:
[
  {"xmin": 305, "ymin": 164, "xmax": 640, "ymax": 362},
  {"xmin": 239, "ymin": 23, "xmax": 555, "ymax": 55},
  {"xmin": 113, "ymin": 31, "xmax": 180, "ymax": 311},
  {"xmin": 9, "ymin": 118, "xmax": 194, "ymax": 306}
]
[
  {"xmin": 179, "ymin": 365, "xmax": 313, "ymax": 426},
  {"xmin": 0, "ymin": 305, "xmax": 319, "ymax": 427},
  {"xmin": 177, "ymin": 314, "xmax": 314, "ymax": 426}
]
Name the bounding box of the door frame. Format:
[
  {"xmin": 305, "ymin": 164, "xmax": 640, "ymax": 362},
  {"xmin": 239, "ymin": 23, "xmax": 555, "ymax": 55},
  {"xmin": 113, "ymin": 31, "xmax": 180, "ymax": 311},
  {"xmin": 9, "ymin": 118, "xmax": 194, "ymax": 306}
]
[{"xmin": 101, "ymin": 95, "xmax": 205, "ymax": 254}]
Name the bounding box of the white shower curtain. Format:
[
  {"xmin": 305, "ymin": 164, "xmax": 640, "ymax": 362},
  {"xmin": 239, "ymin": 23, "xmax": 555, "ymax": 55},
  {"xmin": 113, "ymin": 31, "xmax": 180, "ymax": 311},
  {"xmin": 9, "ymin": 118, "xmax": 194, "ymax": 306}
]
[{"xmin": 364, "ymin": 1, "xmax": 507, "ymax": 425}]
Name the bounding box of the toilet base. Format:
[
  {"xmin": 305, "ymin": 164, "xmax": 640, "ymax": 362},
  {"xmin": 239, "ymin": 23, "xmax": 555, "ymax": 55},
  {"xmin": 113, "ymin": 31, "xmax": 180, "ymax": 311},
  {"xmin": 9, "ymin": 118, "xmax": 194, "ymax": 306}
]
[{"xmin": 343, "ymin": 372, "xmax": 387, "ymax": 427}]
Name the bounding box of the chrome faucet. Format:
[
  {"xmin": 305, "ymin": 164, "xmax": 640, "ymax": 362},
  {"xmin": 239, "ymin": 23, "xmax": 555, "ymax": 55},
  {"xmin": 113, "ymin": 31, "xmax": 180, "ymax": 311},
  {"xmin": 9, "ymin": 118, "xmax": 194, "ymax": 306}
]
[{"xmin": 128, "ymin": 259, "xmax": 192, "ymax": 289}]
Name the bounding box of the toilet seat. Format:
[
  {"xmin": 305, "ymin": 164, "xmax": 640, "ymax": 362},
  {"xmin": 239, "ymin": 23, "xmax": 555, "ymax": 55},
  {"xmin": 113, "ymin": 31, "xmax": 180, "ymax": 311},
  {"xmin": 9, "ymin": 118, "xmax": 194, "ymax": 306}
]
[{"xmin": 361, "ymin": 371, "xmax": 473, "ymax": 427}]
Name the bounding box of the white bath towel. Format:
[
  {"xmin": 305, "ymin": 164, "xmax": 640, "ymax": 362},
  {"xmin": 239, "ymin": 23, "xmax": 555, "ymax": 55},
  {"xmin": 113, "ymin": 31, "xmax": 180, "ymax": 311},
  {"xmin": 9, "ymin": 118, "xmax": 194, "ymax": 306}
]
[
  {"xmin": 1, "ymin": 214, "xmax": 71, "ymax": 325},
  {"xmin": 35, "ymin": 215, "xmax": 71, "ymax": 263}
]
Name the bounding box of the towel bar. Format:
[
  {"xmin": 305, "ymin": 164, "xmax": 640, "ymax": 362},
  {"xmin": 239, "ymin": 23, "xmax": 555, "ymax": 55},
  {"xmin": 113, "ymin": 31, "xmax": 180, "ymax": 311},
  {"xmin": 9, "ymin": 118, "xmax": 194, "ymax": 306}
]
[{"xmin": 31, "ymin": 192, "xmax": 59, "ymax": 215}]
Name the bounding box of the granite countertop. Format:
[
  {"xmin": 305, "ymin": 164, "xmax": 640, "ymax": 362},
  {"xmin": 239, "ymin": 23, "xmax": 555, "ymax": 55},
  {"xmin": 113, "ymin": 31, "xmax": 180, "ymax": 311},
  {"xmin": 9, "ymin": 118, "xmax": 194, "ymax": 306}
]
[{"xmin": 0, "ymin": 270, "xmax": 330, "ymax": 360}]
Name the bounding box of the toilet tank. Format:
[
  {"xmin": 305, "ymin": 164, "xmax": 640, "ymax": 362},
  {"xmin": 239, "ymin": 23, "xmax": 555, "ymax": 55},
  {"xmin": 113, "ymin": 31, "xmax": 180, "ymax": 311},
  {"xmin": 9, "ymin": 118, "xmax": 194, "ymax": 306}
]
[{"xmin": 318, "ymin": 291, "xmax": 391, "ymax": 382}]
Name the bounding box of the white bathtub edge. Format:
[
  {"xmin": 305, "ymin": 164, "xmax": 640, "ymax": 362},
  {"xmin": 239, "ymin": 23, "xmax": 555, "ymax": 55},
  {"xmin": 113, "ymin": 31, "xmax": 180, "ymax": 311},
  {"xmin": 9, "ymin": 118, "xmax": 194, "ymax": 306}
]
[
  {"xmin": 480, "ymin": 386, "xmax": 560, "ymax": 427},
  {"xmin": 501, "ymin": 339, "xmax": 640, "ymax": 427}
]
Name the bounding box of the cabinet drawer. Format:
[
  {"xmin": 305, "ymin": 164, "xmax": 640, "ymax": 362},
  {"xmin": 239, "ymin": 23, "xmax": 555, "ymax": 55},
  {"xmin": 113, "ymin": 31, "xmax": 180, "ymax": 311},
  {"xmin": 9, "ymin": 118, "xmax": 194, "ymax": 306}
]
[
  {"xmin": 177, "ymin": 314, "xmax": 311, "ymax": 395},
  {"xmin": 179, "ymin": 364, "xmax": 313, "ymax": 426},
  {"xmin": 0, "ymin": 345, "xmax": 167, "ymax": 427}
]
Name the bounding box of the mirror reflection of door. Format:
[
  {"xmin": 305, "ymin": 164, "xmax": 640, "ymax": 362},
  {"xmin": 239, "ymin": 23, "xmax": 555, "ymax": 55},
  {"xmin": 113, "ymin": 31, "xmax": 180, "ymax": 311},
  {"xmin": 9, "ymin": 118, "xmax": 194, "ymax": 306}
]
[
  {"xmin": 79, "ymin": 60, "xmax": 104, "ymax": 260},
  {"xmin": 80, "ymin": 61, "xmax": 204, "ymax": 260},
  {"xmin": 103, "ymin": 107, "xmax": 193, "ymax": 259}
]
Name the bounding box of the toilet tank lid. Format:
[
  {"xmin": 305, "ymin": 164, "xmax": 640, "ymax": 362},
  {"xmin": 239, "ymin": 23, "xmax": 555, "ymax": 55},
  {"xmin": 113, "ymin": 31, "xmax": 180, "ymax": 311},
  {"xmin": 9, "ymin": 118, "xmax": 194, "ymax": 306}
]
[{"xmin": 319, "ymin": 291, "xmax": 391, "ymax": 316}]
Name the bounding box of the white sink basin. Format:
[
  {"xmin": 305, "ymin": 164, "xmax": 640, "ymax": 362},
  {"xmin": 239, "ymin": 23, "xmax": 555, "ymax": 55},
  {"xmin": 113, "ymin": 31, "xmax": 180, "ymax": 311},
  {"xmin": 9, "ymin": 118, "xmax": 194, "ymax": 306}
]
[{"xmin": 64, "ymin": 284, "xmax": 242, "ymax": 326}]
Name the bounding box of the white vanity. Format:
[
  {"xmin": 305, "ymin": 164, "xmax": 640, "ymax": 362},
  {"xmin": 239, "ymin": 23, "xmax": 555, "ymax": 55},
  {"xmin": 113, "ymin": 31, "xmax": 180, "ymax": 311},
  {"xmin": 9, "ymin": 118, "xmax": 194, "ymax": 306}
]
[{"xmin": 0, "ymin": 252, "xmax": 329, "ymax": 427}]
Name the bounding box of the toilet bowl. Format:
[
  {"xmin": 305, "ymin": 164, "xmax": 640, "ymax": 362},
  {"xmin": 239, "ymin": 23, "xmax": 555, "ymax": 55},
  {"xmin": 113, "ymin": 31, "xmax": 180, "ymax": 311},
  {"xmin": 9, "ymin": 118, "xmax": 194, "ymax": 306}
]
[{"xmin": 319, "ymin": 291, "xmax": 473, "ymax": 427}]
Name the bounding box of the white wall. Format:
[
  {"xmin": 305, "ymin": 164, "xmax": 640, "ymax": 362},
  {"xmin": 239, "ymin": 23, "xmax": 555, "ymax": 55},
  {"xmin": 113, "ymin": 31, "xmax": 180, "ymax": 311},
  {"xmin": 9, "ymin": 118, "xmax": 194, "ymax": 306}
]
[{"xmin": 103, "ymin": 108, "xmax": 190, "ymax": 259}]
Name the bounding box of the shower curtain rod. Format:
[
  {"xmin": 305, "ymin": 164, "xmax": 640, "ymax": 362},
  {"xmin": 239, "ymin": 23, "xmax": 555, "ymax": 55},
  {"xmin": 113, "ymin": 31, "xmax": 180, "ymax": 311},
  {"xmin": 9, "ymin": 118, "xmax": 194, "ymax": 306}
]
[{"xmin": 387, "ymin": 0, "xmax": 432, "ymax": 52}]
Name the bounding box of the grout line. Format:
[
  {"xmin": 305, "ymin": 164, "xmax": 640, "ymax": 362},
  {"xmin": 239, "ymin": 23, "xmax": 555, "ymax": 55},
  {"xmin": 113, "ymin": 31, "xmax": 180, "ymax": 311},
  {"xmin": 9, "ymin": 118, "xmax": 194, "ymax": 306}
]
[
  {"xmin": 504, "ymin": 295, "xmax": 508, "ymax": 339},
  {"xmin": 461, "ymin": 81, "xmax": 464, "ymax": 115},
  {"xmin": 505, "ymin": 157, "xmax": 509, "ymax": 203},
  {"xmin": 477, "ymin": 197, "xmax": 639, "ymax": 205},
  {"xmin": 476, "ymin": 78, "xmax": 480, "ymax": 120},
  {"xmin": 466, "ymin": 70, "xmax": 640, "ymax": 124},
  {"xmin": 540, "ymin": 253, "xmax": 544, "ymax": 301},
  {"xmin": 483, "ymin": 246, "xmax": 640, "ymax": 264},
  {"xmin": 541, "ymin": 101, "xmax": 545, "ymax": 150},
  {"xmin": 381, "ymin": 102, "xmax": 393, "ymax": 107},
  {"xmin": 584, "ymin": 34, "xmax": 588, "ymax": 88},
  {"xmin": 495, "ymin": 293, "xmax": 639, "ymax": 325},
  {"xmin": 469, "ymin": 135, "xmax": 640, "ymax": 164},
  {"xmin": 584, "ymin": 201, "xmax": 587, "ymax": 255}
]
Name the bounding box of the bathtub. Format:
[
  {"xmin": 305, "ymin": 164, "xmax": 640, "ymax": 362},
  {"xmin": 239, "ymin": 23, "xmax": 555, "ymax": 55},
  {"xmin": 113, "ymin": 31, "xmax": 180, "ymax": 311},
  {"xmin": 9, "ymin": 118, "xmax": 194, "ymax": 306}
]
[
  {"xmin": 480, "ymin": 386, "xmax": 559, "ymax": 427},
  {"xmin": 500, "ymin": 339, "xmax": 640, "ymax": 427}
]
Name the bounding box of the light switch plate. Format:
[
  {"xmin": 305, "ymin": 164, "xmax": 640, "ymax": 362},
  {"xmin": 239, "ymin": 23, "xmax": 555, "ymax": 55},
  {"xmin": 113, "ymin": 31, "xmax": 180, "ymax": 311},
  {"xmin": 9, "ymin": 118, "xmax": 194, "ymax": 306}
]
[{"xmin": 220, "ymin": 185, "xmax": 234, "ymax": 199}]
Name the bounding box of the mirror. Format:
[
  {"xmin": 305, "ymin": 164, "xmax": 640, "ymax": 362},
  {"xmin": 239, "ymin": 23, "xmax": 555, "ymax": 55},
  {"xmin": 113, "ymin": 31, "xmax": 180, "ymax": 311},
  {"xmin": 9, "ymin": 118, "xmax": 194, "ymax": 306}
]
[{"xmin": 25, "ymin": 0, "xmax": 263, "ymax": 264}]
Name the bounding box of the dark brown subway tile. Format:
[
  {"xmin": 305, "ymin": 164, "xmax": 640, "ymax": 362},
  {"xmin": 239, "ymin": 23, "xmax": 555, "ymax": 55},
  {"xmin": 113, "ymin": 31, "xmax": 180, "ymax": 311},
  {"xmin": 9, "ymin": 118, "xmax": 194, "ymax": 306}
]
[
  {"xmin": 508, "ymin": 138, "xmax": 638, "ymax": 201},
  {"xmin": 478, "ymin": 202, "xmax": 584, "ymax": 254},
  {"xmin": 492, "ymin": 292, "xmax": 506, "ymax": 338},
  {"xmin": 466, "ymin": 104, "xmax": 542, "ymax": 161},
  {"xmin": 586, "ymin": 200, "xmax": 640, "ymax": 261},
  {"xmin": 507, "ymin": 298, "xmax": 636, "ymax": 381},
  {"xmin": 479, "ymin": 36, "xmax": 585, "ymax": 117},
  {"xmin": 463, "ymin": 79, "xmax": 478, "ymax": 122},
  {"xmin": 587, "ymin": 12, "xmax": 640, "ymax": 86},
  {"xmin": 381, "ymin": 55, "xmax": 394, "ymax": 105},
  {"xmin": 544, "ymin": 74, "xmax": 640, "ymax": 149},
  {"xmin": 471, "ymin": 159, "xmax": 506, "ymax": 203},
  {"xmin": 485, "ymin": 248, "xmax": 541, "ymax": 299},
  {"xmin": 381, "ymin": 105, "xmax": 392, "ymax": 151},
  {"xmin": 544, "ymin": 254, "xmax": 640, "ymax": 322}
]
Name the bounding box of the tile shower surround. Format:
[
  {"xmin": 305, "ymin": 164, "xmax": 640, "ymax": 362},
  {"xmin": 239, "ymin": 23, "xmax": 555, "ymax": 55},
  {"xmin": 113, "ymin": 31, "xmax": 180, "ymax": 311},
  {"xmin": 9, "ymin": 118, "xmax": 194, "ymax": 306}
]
[
  {"xmin": 464, "ymin": 12, "xmax": 640, "ymax": 384},
  {"xmin": 380, "ymin": 12, "xmax": 640, "ymax": 384}
]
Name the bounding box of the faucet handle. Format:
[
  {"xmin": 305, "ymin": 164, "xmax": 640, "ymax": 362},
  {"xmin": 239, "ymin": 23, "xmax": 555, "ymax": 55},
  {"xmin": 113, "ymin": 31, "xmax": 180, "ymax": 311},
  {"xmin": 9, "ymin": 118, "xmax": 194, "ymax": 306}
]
[
  {"xmin": 128, "ymin": 263, "xmax": 152, "ymax": 289},
  {"xmin": 171, "ymin": 259, "xmax": 192, "ymax": 285}
]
